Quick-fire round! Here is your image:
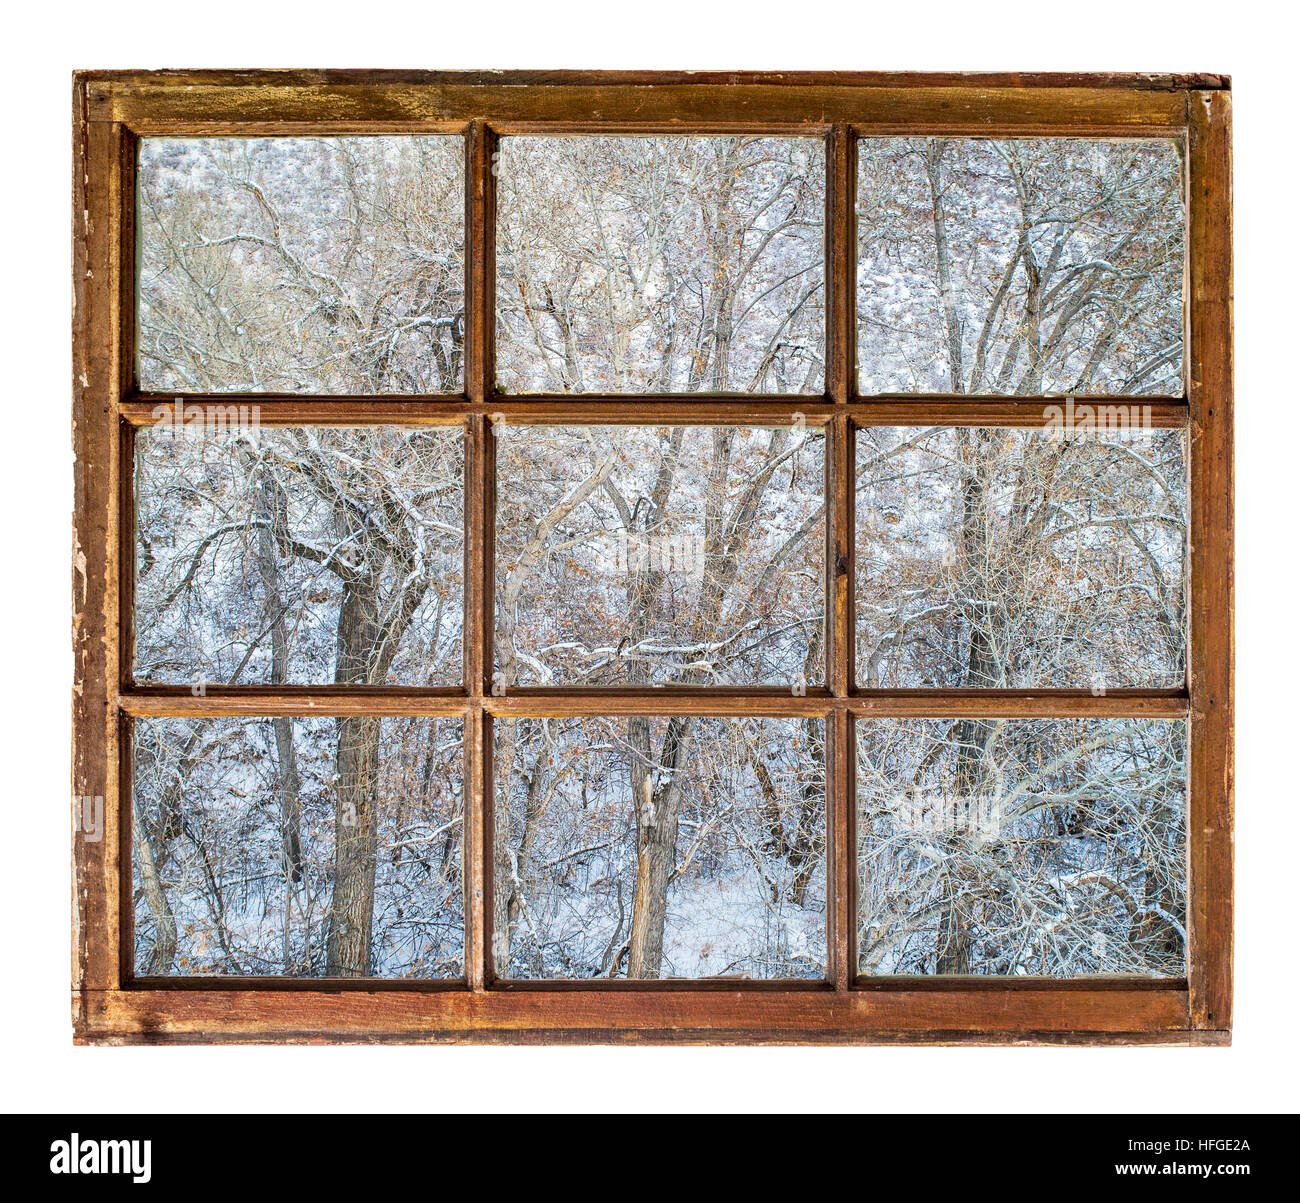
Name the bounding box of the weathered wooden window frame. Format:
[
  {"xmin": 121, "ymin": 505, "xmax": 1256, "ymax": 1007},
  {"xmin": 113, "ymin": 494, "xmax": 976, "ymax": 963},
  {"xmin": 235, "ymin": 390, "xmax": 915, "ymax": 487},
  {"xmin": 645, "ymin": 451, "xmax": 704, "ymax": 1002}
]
[{"xmin": 72, "ymin": 71, "xmax": 1233, "ymax": 1045}]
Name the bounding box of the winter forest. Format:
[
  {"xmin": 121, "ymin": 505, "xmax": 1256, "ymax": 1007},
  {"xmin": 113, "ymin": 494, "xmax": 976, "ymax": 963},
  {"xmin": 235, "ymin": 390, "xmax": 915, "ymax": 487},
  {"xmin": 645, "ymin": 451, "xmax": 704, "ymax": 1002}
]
[{"xmin": 132, "ymin": 133, "xmax": 1187, "ymax": 979}]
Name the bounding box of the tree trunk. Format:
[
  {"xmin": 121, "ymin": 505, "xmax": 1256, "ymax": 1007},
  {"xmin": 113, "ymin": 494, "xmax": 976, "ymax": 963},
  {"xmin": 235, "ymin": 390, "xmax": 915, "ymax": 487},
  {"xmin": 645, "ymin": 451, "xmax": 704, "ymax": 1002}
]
[
  {"xmin": 626, "ymin": 797, "xmax": 680, "ymax": 977},
  {"xmin": 936, "ymin": 428, "xmax": 1002, "ymax": 973},
  {"xmin": 325, "ymin": 579, "xmax": 389, "ymax": 977},
  {"xmin": 789, "ymin": 715, "xmax": 826, "ymax": 908},
  {"xmin": 626, "ymin": 716, "xmax": 691, "ymax": 978},
  {"xmin": 326, "ymin": 713, "xmax": 381, "ymax": 976},
  {"xmin": 132, "ymin": 796, "xmax": 178, "ymax": 974},
  {"xmin": 618, "ymin": 420, "xmax": 790, "ymax": 977},
  {"xmin": 252, "ymin": 467, "xmax": 303, "ymax": 909},
  {"xmin": 924, "ymin": 140, "xmax": 966, "ymax": 394}
]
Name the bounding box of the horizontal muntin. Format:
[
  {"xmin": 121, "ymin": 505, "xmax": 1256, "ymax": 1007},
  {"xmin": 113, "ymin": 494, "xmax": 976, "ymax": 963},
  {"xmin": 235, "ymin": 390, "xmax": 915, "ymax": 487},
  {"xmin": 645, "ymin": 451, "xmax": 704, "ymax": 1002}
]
[
  {"xmin": 121, "ymin": 395, "xmax": 1189, "ymax": 429},
  {"xmin": 87, "ymin": 73, "xmax": 1204, "ymax": 133},
  {"xmin": 119, "ymin": 687, "xmax": 1189, "ymax": 719}
]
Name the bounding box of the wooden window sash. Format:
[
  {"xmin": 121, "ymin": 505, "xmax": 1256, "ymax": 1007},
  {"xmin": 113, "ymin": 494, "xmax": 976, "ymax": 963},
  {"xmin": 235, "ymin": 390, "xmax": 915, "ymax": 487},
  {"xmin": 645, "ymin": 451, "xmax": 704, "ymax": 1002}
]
[{"xmin": 72, "ymin": 71, "xmax": 1231, "ymax": 1044}]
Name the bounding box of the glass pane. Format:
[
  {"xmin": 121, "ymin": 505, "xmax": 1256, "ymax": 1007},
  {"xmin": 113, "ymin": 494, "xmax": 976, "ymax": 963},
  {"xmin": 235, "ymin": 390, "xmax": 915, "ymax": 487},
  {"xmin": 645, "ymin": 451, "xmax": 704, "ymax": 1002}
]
[
  {"xmin": 855, "ymin": 426, "xmax": 1186, "ymax": 689},
  {"xmin": 135, "ymin": 425, "xmax": 464, "ymax": 687},
  {"xmin": 856, "ymin": 138, "xmax": 1184, "ymax": 395},
  {"xmin": 132, "ymin": 716, "xmax": 465, "ymax": 978},
  {"xmin": 495, "ymin": 424, "xmax": 825, "ymax": 688},
  {"xmin": 497, "ymin": 136, "xmax": 825, "ymax": 393},
  {"xmin": 494, "ymin": 716, "xmax": 826, "ymax": 980},
  {"xmin": 857, "ymin": 718, "xmax": 1186, "ymax": 977},
  {"xmin": 138, "ymin": 137, "xmax": 465, "ymax": 392}
]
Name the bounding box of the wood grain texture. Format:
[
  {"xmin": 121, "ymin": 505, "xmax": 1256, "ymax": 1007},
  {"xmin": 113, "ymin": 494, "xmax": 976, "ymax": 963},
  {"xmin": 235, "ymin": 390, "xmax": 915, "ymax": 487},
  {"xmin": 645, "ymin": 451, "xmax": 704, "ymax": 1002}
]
[
  {"xmin": 120, "ymin": 397, "xmax": 1189, "ymax": 429},
  {"xmin": 460, "ymin": 122, "xmax": 493, "ymax": 992},
  {"xmin": 76, "ymin": 984, "xmax": 1191, "ymax": 1045},
  {"xmin": 830, "ymin": 710, "xmax": 854, "ymax": 991},
  {"xmin": 1186, "ymin": 90, "xmax": 1234, "ymax": 1032},
  {"xmin": 850, "ymin": 690, "xmax": 1189, "ymax": 718},
  {"xmin": 117, "ymin": 688, "xmax": 1188, "ymax": 720},
  {"xmin": 121, "ymin": 688, "xmax": 470, "ymax": 717},
  {"xmin": 72, "ymin": 85, "xmax": 126, "ymax": 1008},
  {"xmin": 73, "ymin": 70, "xmax": 1231, "ymax": 1045},
  {"xmin": 77, "ymin": 70, "xmax": 1230, "ymax": 89},
  {"xmin": 81, "ymin": 73, "xmax": 1206, "ymax": 133},
  {"xmin": 827, "ymin": 126, "xmax": 854, "ymax": 404},
  {"xmin": 463, "ymin": 413, "xmax": 487, "ymax": 992}
]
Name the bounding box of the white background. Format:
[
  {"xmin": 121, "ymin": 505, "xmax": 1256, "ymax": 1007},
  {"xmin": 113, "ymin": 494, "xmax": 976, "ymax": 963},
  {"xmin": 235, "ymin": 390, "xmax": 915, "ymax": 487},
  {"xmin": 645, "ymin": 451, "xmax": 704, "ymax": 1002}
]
[{"xmin": 2, "ymin": 0, "xmax": 1292, "ymax": 1113}]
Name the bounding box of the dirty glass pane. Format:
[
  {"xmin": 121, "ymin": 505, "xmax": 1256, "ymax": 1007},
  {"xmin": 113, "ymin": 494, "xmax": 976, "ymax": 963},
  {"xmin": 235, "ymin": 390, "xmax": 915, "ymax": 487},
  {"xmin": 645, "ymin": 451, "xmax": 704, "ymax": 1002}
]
[
  {"xmin": 857, "ymin": 138, "xmax": 1184, "ymax": 395},
  {"xmin": 497, "ymin": 136, "xmax": 825, "ymax": 393},
  {"xmin": 855, "ymin": 426, "xmax": 1186, "ymax": 689},
  {"xmin": 495, "ymin": 715, "xmax": 826, "ymax": 980},
  {"xmin": 135, "ymin": 425, "xmax": 464, "ymax": 687},
  {"xmin": 857, "ymin": 718, "xmax": 1186, "ymax": 977},
  {"xmin": 139, "ymin": 137, "xmax": 465, "ymax": 392},
  {"xmin": 495, "ymin": 423, "xmax": 825, "ymax": 688},
  {"xmin": 133, "ymin": 716, "xmax": 464, "ymax": 978}
]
